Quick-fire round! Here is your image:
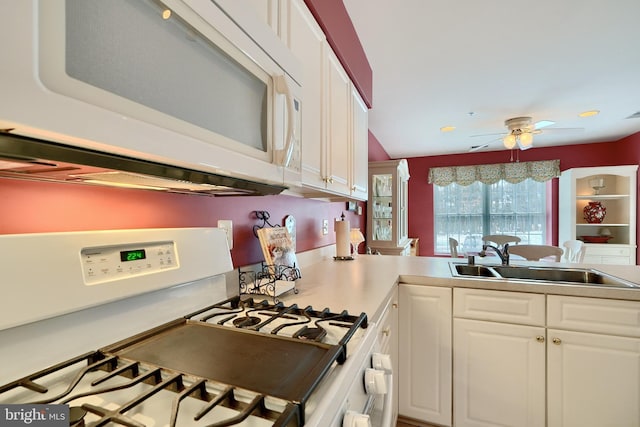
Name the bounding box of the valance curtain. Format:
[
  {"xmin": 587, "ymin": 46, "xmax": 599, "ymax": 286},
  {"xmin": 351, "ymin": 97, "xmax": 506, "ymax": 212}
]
[{"xmin": 428, "ymin": 159, "xmax": 560, "ymax": 187}]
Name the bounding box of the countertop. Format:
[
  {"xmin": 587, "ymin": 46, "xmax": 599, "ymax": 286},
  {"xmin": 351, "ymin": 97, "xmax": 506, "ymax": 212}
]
[{"xmin": 278, "ymin": 255, "xmax": 640, "ymax": 322}]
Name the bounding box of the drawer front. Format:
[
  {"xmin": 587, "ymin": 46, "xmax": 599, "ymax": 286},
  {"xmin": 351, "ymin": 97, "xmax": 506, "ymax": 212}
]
[
  {"xmin": 585, "ymin": 245, "xmax": 631, "ymax": 256},
  {"xmin": 583, "ymin": 254, "xmax": 633, "ymax": 265},
  {"xmin": 454, "ymin": 288, "xmax": 545, "ymax": 326},
  {"xmin": 548, "ymin": 295, "xmax": 640, "ymax": 337},
  {"xmin": 601, "ymin": 255, "xmax": 633, "ymax": 264}
]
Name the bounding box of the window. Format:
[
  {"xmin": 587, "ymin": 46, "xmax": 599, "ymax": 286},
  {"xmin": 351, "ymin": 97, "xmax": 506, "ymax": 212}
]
[{"xmin": 434, "ymin": 179, "xmax": 548, "ymax": 254}]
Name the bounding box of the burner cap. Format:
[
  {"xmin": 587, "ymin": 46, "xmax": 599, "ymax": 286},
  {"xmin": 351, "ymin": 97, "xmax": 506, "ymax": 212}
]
[
  {"xmin": 233, "ymin": 316, "xmax": 261, "ymax": 327},
  {"xmin": 69, "ymin": 406, "xmax": 87, "ymax": 426},
  {"xmin": 295, "ymin": 327, "xmax": 326, "ymax": 341}
]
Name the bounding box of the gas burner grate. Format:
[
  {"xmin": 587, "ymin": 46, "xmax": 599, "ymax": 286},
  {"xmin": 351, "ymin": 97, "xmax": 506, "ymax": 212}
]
[
  {"xmin": 188, "ymin": 296, "xmax": 368, "ymax": 361},
  {"xmin": 0, "ymin": 352, "xmax": 301, "ymax": 427}
]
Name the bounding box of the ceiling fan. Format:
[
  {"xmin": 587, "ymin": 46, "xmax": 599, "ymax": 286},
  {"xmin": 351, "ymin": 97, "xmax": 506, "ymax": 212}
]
[{"xmin": 469, "ymin": 116, "xmax": 582, "ymax": 152}]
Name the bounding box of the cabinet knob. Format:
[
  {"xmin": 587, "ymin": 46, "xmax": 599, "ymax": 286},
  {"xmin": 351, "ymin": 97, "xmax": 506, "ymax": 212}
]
[
  {"xmin": 382, "ymin": 328, "xmax": 390, "ymax": 336},
  {"xmin": 536, "ymin": 335, "xmax": 545, "ymax": 343},
  {"xmin": 392, "ymin": 303, "xmax": 398, "ymax": 309},
  {"xmin": 552, "ymin": 337, "xmax": 562, "ymax": 345}
]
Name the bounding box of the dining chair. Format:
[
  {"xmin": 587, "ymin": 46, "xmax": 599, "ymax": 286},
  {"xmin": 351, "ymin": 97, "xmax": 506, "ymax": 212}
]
[
  {"xmin": 562, "ymin": 240, "xmax": 586, "ymax": 263},
  {"xmin": 482, "ymin": 234, "xmax": 521, "ymax": 248},
  {"xmin": 449, "ymin": 238, "xmax": 459, "ymax": 257},
  {"xmin": 508, "ymin": 245, "xmax": 564, "ymax": 262}
]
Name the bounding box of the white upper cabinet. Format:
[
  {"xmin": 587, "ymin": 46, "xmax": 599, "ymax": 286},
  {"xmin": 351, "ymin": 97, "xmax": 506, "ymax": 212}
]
[
  {"xmin": 559, "ymin": 165, "xmax": 637, "ymax": 265},
  {"xmin": 351, "ymin": 87, "xmax": 369, "ymax": 201},
  {"xmin": 259, "ymin": 0, "xmax": 369, "ymax": 200},
  {"xmin": 323, "ymin": 50, "xmax": 353, "ymax": 196}
]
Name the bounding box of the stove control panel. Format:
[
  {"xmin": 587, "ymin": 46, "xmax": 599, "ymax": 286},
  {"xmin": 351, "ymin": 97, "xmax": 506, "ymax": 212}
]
[{"xmin": 80, "ymin": 240, "xmax": 178, "ymax": 285}]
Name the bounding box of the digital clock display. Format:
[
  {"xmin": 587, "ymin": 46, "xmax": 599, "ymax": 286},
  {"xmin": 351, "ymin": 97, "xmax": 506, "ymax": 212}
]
[{"xmin": 120, "ymin": 249, "xmax": 146, "ymax": 262}]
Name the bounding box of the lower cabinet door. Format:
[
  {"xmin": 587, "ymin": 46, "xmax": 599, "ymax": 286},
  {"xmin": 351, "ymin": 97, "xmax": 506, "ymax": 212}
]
[
  {"xmin": 453, "ymin": 318, "xmax": 546, "ymax": 427},
  {"xmin": 399, "ymin": 285, "xmax": 452, "ymax": 426},
  {"xmin": 547, "ymin": 329, "xmax": 640, "ymax": 427}
]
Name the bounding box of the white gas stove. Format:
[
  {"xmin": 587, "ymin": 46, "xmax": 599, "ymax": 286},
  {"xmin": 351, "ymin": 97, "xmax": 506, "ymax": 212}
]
[{"xmin": 0, "ymin": 228, "xmax": 391, "ymax": 426}]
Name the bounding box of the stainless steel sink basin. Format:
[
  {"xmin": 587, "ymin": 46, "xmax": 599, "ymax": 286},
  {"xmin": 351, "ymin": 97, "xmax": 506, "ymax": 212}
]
[
  {"xmin": 450, "ymin": 263, "xmax": 639, "ymax": 288},
  {"xmin": 452, "ymin": 265, "xmax": 499, "ymax": 278}
]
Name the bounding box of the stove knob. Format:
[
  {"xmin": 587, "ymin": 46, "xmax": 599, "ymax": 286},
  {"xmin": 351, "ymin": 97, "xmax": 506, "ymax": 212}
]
[
  {"xmin": 371, "ymin": 353, "xmax": 392, "ymax": 373},
  {"xmin": 364, "ymin": 368, "xmax": 388, "ymax": 395},
  {"xmin": 343, "ymin": 410, "xmax": 371, "ymax": 427}
]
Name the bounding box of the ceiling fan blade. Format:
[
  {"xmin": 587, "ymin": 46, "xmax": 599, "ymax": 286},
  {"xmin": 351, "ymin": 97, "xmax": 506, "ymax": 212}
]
[
  {"xmin": 469, "ymin": 136, "xmax": 504, "ymax": 152},
  {"xmin": 469, "ymin": 143, "xmax": 489, "ymax": 152},
  {"xmin": 539, "ymin": 127, "xmax": 585, "ymax": 133},
  {"xmin": 534, "ymin": 120, "xmax": 555, "ymax": 129},
  {"xmin": 469, "ymin": 132, "xmax": 506, "ymax": 138}
]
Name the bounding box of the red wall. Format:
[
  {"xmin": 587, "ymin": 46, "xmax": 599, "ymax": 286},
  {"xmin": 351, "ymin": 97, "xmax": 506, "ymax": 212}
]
[
  {"xmin": 368, "ymin": 131, "xmax": 391, "ymax": 161},
  {"xmin": 406, "ymin": 134, "xmax": 640, "ymax": 263},
  {"xmin": 304, "ymin": 0, "xmax": 373, "ymax": 107},
  {"xmin": 0, "ymin": 179, "xmax": 364, "ymax": 268}
]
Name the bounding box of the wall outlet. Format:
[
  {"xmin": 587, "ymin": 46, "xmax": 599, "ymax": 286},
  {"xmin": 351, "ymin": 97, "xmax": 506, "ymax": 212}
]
[
  {"xmin": 322, "ymin": 219, "xmax": 329, "ymax": 235},
  {"xmin": 217, "ymin": 220, "xmax": 233, "ymax": 250}
]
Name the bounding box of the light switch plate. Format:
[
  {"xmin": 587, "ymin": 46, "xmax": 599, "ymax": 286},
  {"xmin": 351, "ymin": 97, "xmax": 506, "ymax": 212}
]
[
  {"xmin": 217, "ymin": 220, "xmax": 233, "ymax": 249},
  {"xmin": 322, "ymin": 219, "xmax": 329, "ymax": 235}
]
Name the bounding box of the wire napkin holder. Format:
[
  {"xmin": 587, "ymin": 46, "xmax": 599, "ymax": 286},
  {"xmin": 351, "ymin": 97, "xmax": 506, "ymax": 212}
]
[{"xmin": 240, "ymin": 210, "xmax": 301, "ymax": 302}]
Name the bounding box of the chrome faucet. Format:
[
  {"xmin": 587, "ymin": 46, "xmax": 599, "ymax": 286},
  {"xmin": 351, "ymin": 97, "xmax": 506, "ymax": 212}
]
[{"xmin": 481, "ymin": 243, "xmax": 510, "ymax": 266}]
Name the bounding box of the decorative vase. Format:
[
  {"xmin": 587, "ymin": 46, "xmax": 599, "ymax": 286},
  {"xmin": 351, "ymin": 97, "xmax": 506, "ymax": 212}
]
[{"xmin": 583, "ymin": 201, "xmax": 606, "ymax": 224}]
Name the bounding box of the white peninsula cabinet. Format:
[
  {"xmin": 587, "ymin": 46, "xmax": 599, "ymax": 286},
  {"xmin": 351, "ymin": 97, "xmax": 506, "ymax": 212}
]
[
  {"xmin": 546, "ymin": 295, "xmax": 640, "ymax": 427},
  {"xmin": 453, "ymin": 289, "xmax": 546, "ymax": 427},
  {"xmin": 398, "ymin": 284, "xmax": 452, "ymax": 426},
  {"xmin": 450, "ymin": 288, "xmax": 640, "ymax": 427}
]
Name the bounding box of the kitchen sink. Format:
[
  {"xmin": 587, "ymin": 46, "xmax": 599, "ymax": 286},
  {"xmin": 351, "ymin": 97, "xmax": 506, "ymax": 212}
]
[
  {"xmin": 451, "ymin": 263, "xmax": 640, "ymax": 288},
  {"xmin": 452, "ymin": 265, "xmax": 499, "ymax": 278}
]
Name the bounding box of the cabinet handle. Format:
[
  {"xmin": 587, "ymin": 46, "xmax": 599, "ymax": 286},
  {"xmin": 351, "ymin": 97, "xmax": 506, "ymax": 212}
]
[
  {"xmin": 552, "ymin": 337, "xmax": 562, "ymax": 345},
  {"xmin": 382, "ymin": 328, "xmax": 390, "ymax": 336},
  {"xmin": 536, "ymin": 336, "xmax": 545, "ymax": 343}
]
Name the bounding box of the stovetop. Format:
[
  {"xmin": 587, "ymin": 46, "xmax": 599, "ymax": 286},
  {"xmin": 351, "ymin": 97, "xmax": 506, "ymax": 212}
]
[{"xmin": 0, "ymin": 297, "xmax": 368, "ymax": 426}]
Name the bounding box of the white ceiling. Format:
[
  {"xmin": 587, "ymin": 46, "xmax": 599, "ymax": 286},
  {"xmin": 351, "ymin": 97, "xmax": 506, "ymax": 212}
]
[{"xmin": 342, "ymin": 0, "xmax": 640, "ymax": 158}]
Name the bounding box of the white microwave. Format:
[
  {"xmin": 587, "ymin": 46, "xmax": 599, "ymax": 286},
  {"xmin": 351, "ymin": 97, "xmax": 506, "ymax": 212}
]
[{"xmin": 0, "ymin": 0, "xmax": 302, "ymax": 187}]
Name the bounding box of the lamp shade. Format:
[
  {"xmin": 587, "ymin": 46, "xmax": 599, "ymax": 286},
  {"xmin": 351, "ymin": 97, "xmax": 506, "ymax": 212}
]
[
  {"xmin": 518, "ymin": 132, "xmax": 533, "ymax": 148},
  {"xmin": 503, "ymin": 133, "xmax": 517, "ymax": 149},
  {"xmin": 350, "ymin": 228, "xmax": 365, "ymax": 253}
]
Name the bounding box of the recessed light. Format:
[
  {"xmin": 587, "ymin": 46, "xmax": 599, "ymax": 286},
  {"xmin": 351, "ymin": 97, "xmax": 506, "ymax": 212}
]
[
  {"xmin": 440, "ymin": 126, "xmax": 456, "ymax": 132},
  {"xmin": 578, "ymin": 110, "xmax": 600, "ymax": 117},
  {"xmin": 162, "ymin": 9, "xmax": 172, "ymax": 20}
]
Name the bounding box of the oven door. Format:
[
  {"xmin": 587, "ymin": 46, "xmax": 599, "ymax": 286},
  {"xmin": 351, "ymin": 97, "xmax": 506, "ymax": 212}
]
[{"xmin": 2, "ymin": 0, "xmax": 301, "ymax": 186}]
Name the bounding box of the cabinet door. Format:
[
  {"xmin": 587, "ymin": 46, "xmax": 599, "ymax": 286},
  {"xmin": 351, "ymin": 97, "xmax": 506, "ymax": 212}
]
[
  {"xmin": 350, "ymin": 86, "xmax": 368, "ymax": 200},
  {"xmin": 324, "ymin": 50, "xmax": 351, "ymax": 195},
  {"xmin": 453, "ymin": 318, "xmax": 546, "ymax": 427},
  {"xmin": 287, "ymin": 0, "xmax": 326, "ymax": 190},
  {"xmin": 246, "ymin": 0, "xmax": 279, "ymax": 33},
  {"xmin": 399, "ymin": 285, "xmax": 452, "ymax": 426},
  {"xmin": 547, "ymin": 329, "xmax": 640, "ymax": 427}
]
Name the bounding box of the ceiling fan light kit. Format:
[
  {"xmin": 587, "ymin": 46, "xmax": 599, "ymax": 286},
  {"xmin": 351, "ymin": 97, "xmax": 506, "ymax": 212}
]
[{"xmin": 502, "ymin": 116, "xmax": 535, "ymax": 150}]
